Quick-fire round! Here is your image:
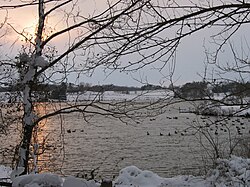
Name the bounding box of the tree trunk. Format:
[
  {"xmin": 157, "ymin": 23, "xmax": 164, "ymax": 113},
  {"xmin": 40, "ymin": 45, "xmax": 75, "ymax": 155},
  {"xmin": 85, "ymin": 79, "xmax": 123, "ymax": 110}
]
[
  {"xmin": 17, "ymin": 84, "xmax": 36, "ymax": 175},
  {"xmin": 18, "ymin": 124, "xmax": 34, "ymax": 174},
  {"xmin": 16, "ymin": 0, "xmax": 45, "ymax": 175}
]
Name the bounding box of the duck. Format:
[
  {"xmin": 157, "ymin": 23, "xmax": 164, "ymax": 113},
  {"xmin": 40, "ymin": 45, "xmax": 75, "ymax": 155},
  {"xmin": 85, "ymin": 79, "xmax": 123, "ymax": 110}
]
[{"xmin": 67, "ymin": 129, "xmax": 71, "ymax": 133}]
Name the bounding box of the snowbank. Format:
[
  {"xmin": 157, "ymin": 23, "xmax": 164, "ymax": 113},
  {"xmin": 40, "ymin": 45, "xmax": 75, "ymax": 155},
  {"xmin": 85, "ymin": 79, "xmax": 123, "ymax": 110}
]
[
  {"xmin": 1, "ymin": 156, "xmax": 250, "ymax": 187},
  {"xmin": 0, "ymin": 165, "xmax": 12, "ymax": 179},
  {"xmin": 206, "ymin": 156, "xmax": 250, "ymax": 186},
  {"xmin": 200, "ymin": 104, "xmax": 250, "ymax": 117},
  {"xmin": 114, "ymin": 165, "xmax": 206, "ymax": 187},
  {"xmin": 12, "ymin": 173, "xmax": 63, "ymax": 187},
  {"xmin": 219, "ymin": 105, "xmax": 250, "ymax": 117}
]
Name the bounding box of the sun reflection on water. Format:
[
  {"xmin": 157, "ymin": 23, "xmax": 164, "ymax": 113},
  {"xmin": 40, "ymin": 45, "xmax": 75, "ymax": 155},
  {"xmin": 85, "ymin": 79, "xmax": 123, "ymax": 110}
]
[{"xmin": 31, "ymin": 103, "xmax": 62, "ymax": 173}]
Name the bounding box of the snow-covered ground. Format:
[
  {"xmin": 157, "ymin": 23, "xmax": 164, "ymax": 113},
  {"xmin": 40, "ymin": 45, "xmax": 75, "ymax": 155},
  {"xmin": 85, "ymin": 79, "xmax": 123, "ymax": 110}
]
[
  {"xmin": 1, "ymin": 156, "xmax": 250, "ymax": 187},
  {"xmin": 0, "ymin": 90, "xmax": 174, "ymax": 103},
  {"xmin": 210, "ymin": 94, "xmax": 250, "ymax": 116},
  {"xmin": 200, "ymin": 104, "xmax": 250, "ymax": 117},
  {"xmin": 220, "ymin": 105, "xmax": 250, "ymax": 116},
  {"xmin": 67, "ymin": 90, "xmax": 174, "ymax": 102}
]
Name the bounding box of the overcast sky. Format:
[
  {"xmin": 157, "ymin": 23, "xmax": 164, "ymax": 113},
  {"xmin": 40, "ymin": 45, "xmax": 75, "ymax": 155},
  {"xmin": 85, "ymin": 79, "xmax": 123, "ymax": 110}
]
[{"xmin": 1, "ymin": 0, "xmax": 250, "ymax": 87}]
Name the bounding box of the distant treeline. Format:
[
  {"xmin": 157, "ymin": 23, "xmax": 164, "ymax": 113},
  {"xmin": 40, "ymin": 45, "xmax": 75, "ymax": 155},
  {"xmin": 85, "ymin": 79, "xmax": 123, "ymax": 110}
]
[
  {"xmin": 0, "ymin": 81, "xmax": 249, "ymax": 100},
  {"xmin": 68, "ymin": 83, "xmax": 140, "ymax": 93},
  {"xmin": 0, "ymin": 83, "xmax": 164, "ymax": 93},
  {"xmin": 68, "ymin": 83, "xmax": 164, "ymax": 93},
  {"xmin": 0, "ymin": 83, "xmax": 165, "ymax": 101},
  {"xmin": 174, "ymin": 81, "xmax": 250, "ymax": 99}
]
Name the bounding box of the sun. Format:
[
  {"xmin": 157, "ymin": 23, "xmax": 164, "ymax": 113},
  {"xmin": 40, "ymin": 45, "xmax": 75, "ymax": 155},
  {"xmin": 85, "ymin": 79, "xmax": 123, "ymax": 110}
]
[
  {"xmin": 21, "ymin": 17, "xmax": 58, "ymax": 45},
  {"xmin": 7, "ymin": 7, "xmax": 61, "ymax": 46},
  {"xmin": 22, "ymin": 20, "xmax": 38, "ymax": 43}
]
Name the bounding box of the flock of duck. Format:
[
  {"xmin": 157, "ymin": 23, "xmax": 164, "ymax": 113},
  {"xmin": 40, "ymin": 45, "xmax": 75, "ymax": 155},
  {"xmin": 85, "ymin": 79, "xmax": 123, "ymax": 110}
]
[
  {"xmin": 64, "ymin": 115, "xmax": 248, "ymax": 137},
  {"xmin": 66, "ymin": 129, "xmax": 84, "ymax": 133},
  {"xmin": 146, "ymin": 115, "xmax": 249, "ymax": 137},
  {"xmin": 147, "ymin": 130, "xmax": 182, "ymax": 136}
]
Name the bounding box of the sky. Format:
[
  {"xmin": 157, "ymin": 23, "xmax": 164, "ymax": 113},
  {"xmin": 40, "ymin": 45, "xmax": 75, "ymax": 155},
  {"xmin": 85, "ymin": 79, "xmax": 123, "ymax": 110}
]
[{"xmin": 1, "ymin": 0, "xmax": 250, "ymax": 87}]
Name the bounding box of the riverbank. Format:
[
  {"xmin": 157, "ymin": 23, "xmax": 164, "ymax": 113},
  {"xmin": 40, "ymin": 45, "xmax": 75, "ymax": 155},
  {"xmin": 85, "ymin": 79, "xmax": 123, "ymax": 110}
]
[{"xmin": 1, "ymin": 156, "xmax": 250, "ymax": 187}]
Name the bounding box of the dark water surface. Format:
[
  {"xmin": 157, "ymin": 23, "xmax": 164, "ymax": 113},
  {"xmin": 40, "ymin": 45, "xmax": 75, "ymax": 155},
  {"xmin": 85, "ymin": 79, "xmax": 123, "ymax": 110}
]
[{"xmin": 1, "ymin": 102, "xmax": 249, "ymax": 179}]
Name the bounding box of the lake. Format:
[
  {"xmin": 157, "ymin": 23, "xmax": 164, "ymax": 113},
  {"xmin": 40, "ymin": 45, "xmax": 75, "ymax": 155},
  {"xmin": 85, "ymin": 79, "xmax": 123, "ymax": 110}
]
[
  {"xmin": 33, "ymin": 101, "xmax": 250, "ymax": 179},
  {"xmin": 0, "ymin": 98, "xmax": 249, "ymax": 180}
]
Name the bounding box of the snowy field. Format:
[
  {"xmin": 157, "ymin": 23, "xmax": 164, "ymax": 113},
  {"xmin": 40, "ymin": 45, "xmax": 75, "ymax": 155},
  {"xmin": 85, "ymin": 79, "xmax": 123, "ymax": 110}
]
[
  {"xmin": 67, "ymin": 90, "xmax": 174, "ymax": 102},
  {"xmin": 1, "ymin": 156, "xmax": 250, "ymax": 186},
  {"xmin": 0, "ymin": 90, "xmax": 173, "ymax": 103}
]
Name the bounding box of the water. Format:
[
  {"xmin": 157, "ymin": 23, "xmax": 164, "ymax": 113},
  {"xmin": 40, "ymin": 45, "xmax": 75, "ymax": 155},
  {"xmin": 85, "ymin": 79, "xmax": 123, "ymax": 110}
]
[{"xmin": 1, "ymin": 101, "xmax": 249, "ymax": 179}]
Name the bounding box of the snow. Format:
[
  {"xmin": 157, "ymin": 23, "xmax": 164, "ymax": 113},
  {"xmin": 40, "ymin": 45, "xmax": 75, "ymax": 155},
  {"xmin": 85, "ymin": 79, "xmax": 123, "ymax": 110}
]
[
  {"xmin": 114, "ymin": 166, "xmax": 165, "ymax": 186},
  {"xmin": 202, "ymin": 104, "xmax": 250, "ymax": 117},
  {"xmin": 219, "ymin": 105, "xmax": 250, "ymax": 117},
  {"xmin": 1, "ymin": 156, "xmax": 250, "ymax": 187},
  {"xmin": 63, "ymin": 176, "xmax": 97, "ymax": 187},
  {"xmin": 10, "ymin": 167, "xmax": 24, "ymax": 181},
  {"xmin": 22, "ymin": 66, "xmax": 36, "ymax": 83},
  {"xmin": 19, "ymin": 53, "xmax": 31, "ymax": 64},
  {"xmin": 0, "ymin": 165, "xmax": 12, "ymax": 179},
  {"xmin": 12, "ymin": 173, "xmax": 63, "ymax": 187},
  {"xmin": 114, "ymin": 166, "xmax": 206, "ymax": 187},
  {"xmin": 34, "ymin": 56, "xmax": 48, "ymax": 68},
  {"xmin": 67, "ymin": 90, "xmax": 173, "ymax": 102}
]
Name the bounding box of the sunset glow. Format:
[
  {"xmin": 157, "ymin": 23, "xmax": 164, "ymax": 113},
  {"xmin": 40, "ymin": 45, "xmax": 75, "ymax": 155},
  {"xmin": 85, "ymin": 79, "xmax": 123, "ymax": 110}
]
[
  {"xmin": 33, "ymin": 103, "xmax": 52, "ymax": 173},
  {"xmin": 21, "ymin": 21, "xmax": 38, "ymax": 43}
]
